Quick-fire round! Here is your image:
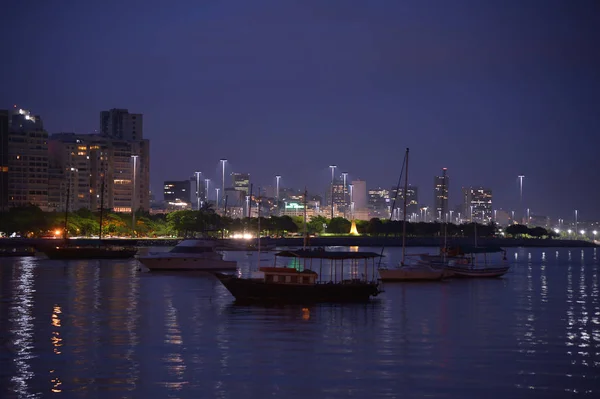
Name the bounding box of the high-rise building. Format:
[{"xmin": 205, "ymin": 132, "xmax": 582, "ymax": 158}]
[
  {"xmin": 462, "ymin": 187, "xmax": 493, "ymax": 223},
  {"xmin": 100, "ymin": 108, "xmax": 149, "ymax": 212},
  {"xmin": 100, "ymin": 108, "xmax": 143, "ymax": 141},
  {"xmin": 231, "ymin": 172, "xmax": 250, "ymax": 195},
  {"xmin": 392, "ymin": 185, "xmax": 419, "ymax": 218},
  {"xmin": 49, "ymin": 132, "xmax": 149, "ymax": 212},
  {"xmin": 433, "ymin": 168, "xmax": 449, "ymax": 221},
  {"xmin": 7, "ymin": 108, "xmax": 49, "ymax": 210},
  {"xmin": 368, "ymin": 187, "xmax": 391, "ymax": 217},
  {"xmin": 351, "ymin": 179, "xmax": 367, "ymax": 210},
  {"xmin": 0, "ymin": 110, "xmax": 8, "ymax": 212},
  {"xmin": 163, "ymin": 180, "xmax": 191, "ymax": 208}
]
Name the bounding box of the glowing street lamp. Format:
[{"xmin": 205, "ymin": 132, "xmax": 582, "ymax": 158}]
[
  {"xmin": 329, "ymin": 165, "xmax": 337, "ymax": 219},
  {"xmin": 194, "ymin": 171, "xmax": 202, "ymax": 210},
  {"xmin": 275, "ymin": 175, "xmax": 281, "ymax": 216},
  {"xmin": 593, "ymin": 230, "xmax": 598, "ymax": 236},
  {"xmin": 215, "ymin": 188, "xmax": 220, "ymax": 211},
  {"xmin": 131, "ymin": 155, "xmax": 139, "ymax": 236},
  {"xmin": 567, "ymin": 229, "xmax": 572, "ymax": 235},
  {"xmin": 204, "ymin": 179, "xmax": 210, "ymax": 202},
  {"xmin": 518, "ymin": 175, "xmax": 525, "ymax": 223},
  {"xmin": 580, "ymin": 230, "xmax": 585, "ymax": 236},
  {"xmin": 219, "ymin": 159, "xmax": 227, "ymax": 207}
]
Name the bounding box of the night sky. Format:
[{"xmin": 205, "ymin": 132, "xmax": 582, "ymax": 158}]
[{"xmin": 2, "ymin": 0, "xmax": 599, "ymax": 220}]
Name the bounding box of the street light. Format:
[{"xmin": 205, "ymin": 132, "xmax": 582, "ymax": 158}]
[
  {"xmin": 518, "ymin": 175, "xmax": 525, "ymax": 223},
  {"xmin": 575, "ymin": 209, "xmax": 578, "ymax": 237},
  {"xmin": 341, "ymin": 172, "xmax": 348, "ymax": 213},
  {"xmin": 329, "ymin": 165, "xmax": 337, "ymax": 219},
  {"xmin": 580, "ymin": 230, "xmax": 585, "ymax": 236},
  {"xmin": 216, "ymin": 188, "xmax": 220, "ymax": 211},
  {"xmin": 349, "ymin": 184, "xmax": 354, "ymax": 220},
  {"xmin": 194, "ymin": 171, "xmax": 202, "ymax": 210},
  {"xmin": 204, "ymin": 178, "xmax": 210, "ymax": 202},
  {"xmin": 275, "ymin": 175, "xmax": 281, "ymax": 215},
  {"xmin": 131, "ymin": 155, "xmax": 139, "ymax": 236},
  {"xmin": 219, "ymin": 159, "xmax": 227, "ymax": 208}
]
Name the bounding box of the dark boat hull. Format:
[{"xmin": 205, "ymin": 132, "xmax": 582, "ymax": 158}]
[
  {"xmin": 214, "ymin": 273, "xmax": 381, "ymax": 304},
  {"xmin": 445, "ymin": 266, "xmax": 510, "ymax": 278},
  {"xmin": 42, "ymin": 247, "xmax": 137, "ymax": 260}
]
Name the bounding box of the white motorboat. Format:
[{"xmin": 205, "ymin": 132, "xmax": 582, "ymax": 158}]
[{"xmin": 137, "ymin": 239, "xmax": 237, "ymax": 271}]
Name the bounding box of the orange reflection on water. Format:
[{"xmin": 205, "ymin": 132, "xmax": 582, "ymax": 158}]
[
  {"xmin": 302, "ymin": 308, "xmax": 310, "ymax": 320},
  {"xmin": 51, "ymin": 305, "xmax": 62, "ymax": 327}
]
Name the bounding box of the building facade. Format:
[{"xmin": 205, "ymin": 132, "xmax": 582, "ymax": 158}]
[
  {"xmin": 462, "ymin": 187, "xmax": 493, "ymax": 223},
  {"xmin": 164, "ymin": 180, "xmax": 191, "ymax": 209},
  {"xmin": 391, "ymin": 185, "xmax": 419, "ymax": 218},
  {"xmin": 100, "ymin": 108, "xmax": 143, "ymax": 141},
  {"xmin": 7, "ymin": 108, "xmax": 49, "ymax": 210},
  {"xmin": 433, "ymin": 168, "xmax": 449, "ymax": 221},
  {"xmin": 49, "ymin": 131, "xmax": 150, "ymax": 212},
  {"xmin": 350, "ymin": 179, "xmax": 367, "ymax": 210}
]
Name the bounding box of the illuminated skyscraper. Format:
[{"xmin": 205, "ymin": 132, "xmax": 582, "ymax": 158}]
[
  {"xmin": 231, "ymin": 172, "xmax": 250, "ymax": 195},
  {"xmin": 7, "ymin": 108, "xmax": 49, "ymax": 210},
  {"xmin": 462, "ymin": 187, "xmax": 493, "ymax": 223},
  {"xmin": 433, "ymin": 168, "xmax": 449, "ymax": 221}
]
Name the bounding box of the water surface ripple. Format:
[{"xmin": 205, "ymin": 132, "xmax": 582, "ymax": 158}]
[{"xmin": 0, "ymin": 247, "xmax": 598, "ymax": 398}]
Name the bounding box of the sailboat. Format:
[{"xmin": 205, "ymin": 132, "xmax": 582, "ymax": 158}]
[
  {"xmin": 378, "ymin": 148, "xmax": 447, "ymax": 282},
  {"xmin": 40, "ymin": 172, "xmax": 137, "ymax": 260}
]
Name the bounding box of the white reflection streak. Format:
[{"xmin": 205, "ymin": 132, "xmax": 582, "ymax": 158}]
[
  {"xmin": 125, "ymin": 266, "xmax": 140, "ymax": 390},
  {"xmin": 164, "ymin": 287, "xmax": 186, "ymax": 390},
  {"xmin": 525, "ymin": 260, "xmax": 536, "ymax": 353},
  {"xmin": 577, "ymin": 262, "xmax": 589, "ymax": 367},
  {"xmin": 10, "ymin": 258, "xmax": 39, "ymax": 398},
  {"xmin": 50, "ymin": 305, "xmax": 63, "ymax": 393}
]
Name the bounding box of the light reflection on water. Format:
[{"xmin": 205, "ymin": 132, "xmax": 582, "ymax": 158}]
[{"xmin": 0, "ymin": 247, "xmax": 598, "ymax": 398}]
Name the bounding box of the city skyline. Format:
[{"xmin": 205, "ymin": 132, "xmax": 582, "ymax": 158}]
[{"xmin": 2, "ymin": 1, "xmax": 598, "ymax": 219}]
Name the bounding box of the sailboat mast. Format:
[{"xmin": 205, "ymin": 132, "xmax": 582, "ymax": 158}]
[
  {"xmin": 63, "ymin": 168, "xmax": 71, "ymax": 241},
  {"xmin": 256, "ymin": 193, "xmax": 261, "ymax": 268},
  {"xmin": 99, "ymin": 174, "xmax": 105, "ymax": 240},
  {"xmin": 401, "ymin": 148, "xmax": 409, "ymax": 265},
  {"xmin": 303, "ymin": 187, "xmax": 308, "ymax": 249}
]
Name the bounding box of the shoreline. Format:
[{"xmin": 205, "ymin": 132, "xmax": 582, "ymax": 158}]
[{"xmin": 1, "ymin": 236, "xmax": 596, "ymax": 249}]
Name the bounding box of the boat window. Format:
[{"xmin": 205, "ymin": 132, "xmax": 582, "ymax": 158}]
[
  {"xmin": 297, "ymin": 276, "xmax": 303, "ymax": 284},
  {"xmin": 170, "ymin": 246, "xmax": 212, "ymax": 254},
  {"xmin": 285, "ymin": 275, "xmax": 291, "ymax": 283},
  {"xmin": 303, "ymin": 276, "xmax": 310, "ymax": 284}
]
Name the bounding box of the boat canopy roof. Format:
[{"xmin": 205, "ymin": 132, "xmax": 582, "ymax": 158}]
[
  {"xmin": 275, "ymin": 250, "xmax": 382, "ymax": 259},
  {"xmin": 458, "ymin": 245, "xmax": 505, "ymax": 254}
]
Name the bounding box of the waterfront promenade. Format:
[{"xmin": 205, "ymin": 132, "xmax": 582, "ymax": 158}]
[{"xmin": 1, "ymin": 236, "xmax": 596, "ymax": 249}]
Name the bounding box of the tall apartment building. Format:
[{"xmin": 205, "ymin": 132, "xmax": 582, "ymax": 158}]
[
  {"xmin": 6, "ymin": 108, "xmax": 49, "ymax": 210},
  {"xmin": 350, "ymin": 179, "xmax": 367, "ymax": 210},
  {"xmin": 99, "ymin": 108, "xmax": 149, "ymax": 212},
  {"xmin": 100, "ymin": 108, "xmax": 143, "ymax": 141},
  {"xmin": 433, "ymin": 168, "xmax": 449, "ymax": 221},
  {"xmin": 0, "ymin": 110, "xmax": 8, "ymax": 212},
  {"xmin": 164, "ymin": 180, "xmax": 191, "ymax": 209},
  {"xmin": 49, "ymin": 131, "xmax": 150, "ymax": 212},
  {"xmin": 391, "ymin": 185, "xmax": 419, "ymax": 217},
  {"xmin": 462, "ymin": 187, "xmax": 493, "ymax": 223}
]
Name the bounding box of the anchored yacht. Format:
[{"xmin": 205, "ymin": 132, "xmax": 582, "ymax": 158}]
[{"xmin": 137, "ymin": 239, "xmax": 237, "ymax": 271}]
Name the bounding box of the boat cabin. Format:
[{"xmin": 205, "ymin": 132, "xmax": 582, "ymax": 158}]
[
  {"xmin": 258, "ymin": 267, "xmax": 318, "ymax": 285},
  {"xmin": 169, "ymin": 239, "xmax": 218, "ymax": 254}
]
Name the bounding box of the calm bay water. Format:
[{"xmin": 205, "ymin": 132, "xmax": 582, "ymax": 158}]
[{"xmin": 0, "ymin": 246, "xmax": 598, "ymax": 398}]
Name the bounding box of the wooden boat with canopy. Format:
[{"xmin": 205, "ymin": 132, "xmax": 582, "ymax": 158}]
[{"xmin": 213, "ymin": 249, "xmax": 383, "ymax": 304}]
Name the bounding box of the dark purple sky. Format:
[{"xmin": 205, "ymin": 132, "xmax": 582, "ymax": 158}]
[{"xmin": 3, "ymin": 0, "xmax": 599, "ymax": 220}]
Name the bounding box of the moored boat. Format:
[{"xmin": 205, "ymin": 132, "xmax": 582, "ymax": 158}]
[
  {"xmin": 442, "ymin": 245, "xmax": 511, "ymax": 278},
  {"xmin": 213, "ymin": 249, "xmax": 382, "ymax": 304},
  {"xmin": 137, "ymin": 239, "xmax": 237, "ymax": 271}
]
